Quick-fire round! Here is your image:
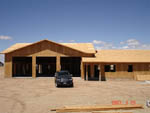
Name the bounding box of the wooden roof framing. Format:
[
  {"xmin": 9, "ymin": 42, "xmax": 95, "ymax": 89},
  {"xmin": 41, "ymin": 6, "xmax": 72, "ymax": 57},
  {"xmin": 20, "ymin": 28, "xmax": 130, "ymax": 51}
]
[{"xmin": 1, "ymin": 39, "xmax": 96, "ymax": 55}]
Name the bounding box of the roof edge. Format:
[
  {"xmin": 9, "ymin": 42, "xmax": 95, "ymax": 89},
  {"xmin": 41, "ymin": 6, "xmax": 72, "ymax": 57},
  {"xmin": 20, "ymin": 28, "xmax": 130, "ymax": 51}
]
[{"xmin": 1, "ymin": 39, "xmax": 96, "ymax": 54}]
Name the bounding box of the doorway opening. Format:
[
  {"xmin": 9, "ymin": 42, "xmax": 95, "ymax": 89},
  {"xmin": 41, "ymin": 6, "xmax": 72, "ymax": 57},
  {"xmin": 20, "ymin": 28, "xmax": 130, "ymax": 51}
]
[{"xmin": 36, "ymin": 57, "xmax": 56, "ymax": 77}]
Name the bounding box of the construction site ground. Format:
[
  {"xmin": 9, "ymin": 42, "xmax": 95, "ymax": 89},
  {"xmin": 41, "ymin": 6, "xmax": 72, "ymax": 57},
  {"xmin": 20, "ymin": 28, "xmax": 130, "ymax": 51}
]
[{"xmin": 0, "ymin": 67, "xmax": 150, "ymax": 113}]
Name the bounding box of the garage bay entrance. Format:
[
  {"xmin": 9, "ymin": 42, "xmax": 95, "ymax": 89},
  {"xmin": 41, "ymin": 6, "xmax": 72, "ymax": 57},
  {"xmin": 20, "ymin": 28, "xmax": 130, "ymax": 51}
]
[
  {"xmin": 61, "ymin": 57, "xmax": 81, "ymax": 77},
  {"xmin": 36, "ymin": 57, "xmax": 56, "ymax": 77},
  {"xmin": 12, "ymin": 56, "xmax": 82, "ymax": 77},
  {"xmin": 12, "ymin": 57, "xmax": 32, "ymax": 77}
]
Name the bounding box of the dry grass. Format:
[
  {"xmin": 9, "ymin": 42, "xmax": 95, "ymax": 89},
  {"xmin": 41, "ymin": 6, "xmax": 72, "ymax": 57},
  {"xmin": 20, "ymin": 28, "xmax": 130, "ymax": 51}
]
[{"xmin": 0, "ymin": 67, "xmax": 150, "ymax": 113}]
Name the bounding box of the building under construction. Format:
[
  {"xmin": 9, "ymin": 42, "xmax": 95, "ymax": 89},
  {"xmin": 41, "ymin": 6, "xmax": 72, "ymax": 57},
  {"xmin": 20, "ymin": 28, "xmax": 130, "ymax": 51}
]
[{"xmin": 1, "ymin": 39, "xmax": 150, "ymax": 81}]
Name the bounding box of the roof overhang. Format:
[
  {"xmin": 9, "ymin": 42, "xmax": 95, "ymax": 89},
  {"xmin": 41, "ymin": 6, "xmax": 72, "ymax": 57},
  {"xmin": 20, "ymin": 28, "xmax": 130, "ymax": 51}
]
[{"xmin": 1, "ymin": 39, "xmax": 96, "ymax": 55}]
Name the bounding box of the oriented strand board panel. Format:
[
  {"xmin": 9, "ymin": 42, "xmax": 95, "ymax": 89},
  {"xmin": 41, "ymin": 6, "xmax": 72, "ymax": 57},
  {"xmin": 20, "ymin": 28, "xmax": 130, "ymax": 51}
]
[
  {"xmin": 3, "ymin": 40, "xmax": 94, "ymax": 77},
  {"xmin": 4, "ymin": 54, "xmax": 12, "ymax": 77},
  {"xmin": 83, "ymin": 50, "xmax": 150, "ymax": 63},
  {"xmin": 5, "ymin": 40, "xmax": 93, "ymax": 57},
  {"xmin": 1, "ymin": 40, "xmax": 95, "ymax": 54},
  {"xmin": 32, "ymin": 56, "xmax": 36, "ymax": 78},
  {"xmin": 136, "ymin": 75, "xmax": 150, "ymax": 81},
  {"xmin": 105, "ymin": 72, "xmax": 134, "ymax": 79}
]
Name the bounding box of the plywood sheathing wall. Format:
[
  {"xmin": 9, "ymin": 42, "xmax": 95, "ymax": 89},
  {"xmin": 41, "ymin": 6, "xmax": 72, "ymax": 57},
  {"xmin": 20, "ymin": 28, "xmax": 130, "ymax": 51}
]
[
  {"xmin": 80, "ymin": 60, "xmax": 84, "ymax": 79},
  {"xmin": 4, "ymin": 41, "xmax": 94, "ymax": 77},
  {"xmin": 32, "ymin": 56, "xmax": 36, "ymax": 78},
  {"xmin": 6, "ymin": 41, "xmax": 93, "ymax": 57},
  {"xmin": 83, "ymin": 62, "xmax": 150, "ymax": 80},
  {"xmin": 5, "ymin": 54, "xmax": 12, "ymax": 77},
  {"xmin": 104, "ymin": 63, "xmax": 150, "ymax": 79}
]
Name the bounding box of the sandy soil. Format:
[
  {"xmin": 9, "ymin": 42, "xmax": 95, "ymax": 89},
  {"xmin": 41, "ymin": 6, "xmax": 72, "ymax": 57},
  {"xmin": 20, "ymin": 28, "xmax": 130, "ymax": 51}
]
[{"xmin": 0, "ymin": 67, "xmax": 150, "ymax": 113}]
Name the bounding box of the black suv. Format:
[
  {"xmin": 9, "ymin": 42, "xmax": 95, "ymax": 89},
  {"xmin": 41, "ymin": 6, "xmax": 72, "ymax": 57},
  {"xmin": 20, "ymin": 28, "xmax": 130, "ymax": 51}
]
[{"xmin": 54, "ymin": 71, "xmax": 74, "ymax": 87}]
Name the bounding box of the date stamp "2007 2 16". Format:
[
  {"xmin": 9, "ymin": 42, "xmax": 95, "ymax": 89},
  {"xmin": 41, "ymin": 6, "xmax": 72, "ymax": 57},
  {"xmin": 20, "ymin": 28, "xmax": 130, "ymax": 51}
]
[
  {"xmin": 112, "ymin": 100, "xmax": 136, "ymax": 105},
  {"xmin": 112, "ymin": 100, "xmax": 150, "ymax": 108}
]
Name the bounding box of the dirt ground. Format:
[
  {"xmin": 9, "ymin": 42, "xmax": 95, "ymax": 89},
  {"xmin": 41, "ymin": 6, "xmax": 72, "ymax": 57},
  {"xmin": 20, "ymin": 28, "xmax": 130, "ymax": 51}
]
[{"xmin": 0, "ymin": 67, "xmax": 150, "ymax": 113}]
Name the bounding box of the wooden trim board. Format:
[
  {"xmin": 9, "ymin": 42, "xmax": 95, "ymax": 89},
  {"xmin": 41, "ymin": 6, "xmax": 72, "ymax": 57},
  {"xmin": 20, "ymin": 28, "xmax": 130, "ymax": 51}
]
[{"xmin": 51, "ymin": 104, "xmax": 143, "ymax": 112}]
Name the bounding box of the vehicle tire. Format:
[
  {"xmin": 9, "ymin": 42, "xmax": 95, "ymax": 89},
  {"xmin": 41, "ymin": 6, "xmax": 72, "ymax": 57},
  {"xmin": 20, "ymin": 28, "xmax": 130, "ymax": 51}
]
[
  {"xmin": 71, "ymin": 84, "xmax": 74, "ymax": 87},
  {"xmin": 55, "ymin": 83, "xmax": 59, "ymax": 87}
]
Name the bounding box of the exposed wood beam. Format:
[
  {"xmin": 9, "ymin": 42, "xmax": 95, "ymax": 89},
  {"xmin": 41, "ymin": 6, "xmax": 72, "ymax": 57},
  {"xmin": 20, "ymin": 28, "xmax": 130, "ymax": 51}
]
[{"xmin": 51, "ymin": 104, "xmax": 143, "ymax": 112}]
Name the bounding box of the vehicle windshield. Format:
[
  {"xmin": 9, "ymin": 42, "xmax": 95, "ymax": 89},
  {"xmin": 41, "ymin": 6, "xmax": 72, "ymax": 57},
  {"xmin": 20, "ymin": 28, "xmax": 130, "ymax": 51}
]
[
  {"xmin": 58, "ymin": 71, "xmax": 70, "ymax": 76},
  {"xmin": 58, "ymin": 71, "xmax": 70, "ymax": 77}
]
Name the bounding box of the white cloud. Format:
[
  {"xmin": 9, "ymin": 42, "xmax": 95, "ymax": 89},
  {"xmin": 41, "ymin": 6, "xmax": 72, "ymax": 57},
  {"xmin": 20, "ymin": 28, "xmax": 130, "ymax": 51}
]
[
  {"xmin": 122, "ymin": 46, "xmax": 129, "ymax": 49},
  {"xmin": 120, "ymin": 39, "xmax": 150, "ymax": 49},
  {"xmin": 69, "ymin": 40, "xmax": 76, "ymax": 43},
  {"xmin": 93, "ymin": 39, "xmax": 150, "ymax": 50},
  {"xmin": 93, "ymin": 40, "xmax": 106, "ymax": 45},
  {"xmin": 0, "ymin": 35, "xmax": 12, "ymax": 40},
  {"xmin": 120, "ymin": 41, "xmax": 125, "ymax": 45},
  {"xmin": 120, "ymin": 39, "xmax": 140, "ymax": 49},
  {"xmin": 92, "ymin": 40, "xmax": 115, "ymax": 49},
  {"xmin": 126, "ymin": 39, "xmax": 140, "ymax": 46}
]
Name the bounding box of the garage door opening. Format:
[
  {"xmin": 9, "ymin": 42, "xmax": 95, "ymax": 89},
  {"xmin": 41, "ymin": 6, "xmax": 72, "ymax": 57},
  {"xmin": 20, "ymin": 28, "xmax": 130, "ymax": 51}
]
[
  {"xmin": 12, "ymin": 57, "xmax": 32, "ymax": 77},
  {"xmin": 36, "ymin": 57, "xmax": 56, "ymax": 77},
  {"xmin": 61, "ymin": 57, "xmax": 81, "ymax": 77},
  {"xmin": 93, "ymin": 65, "xmax": 99, "ymax": 80}
]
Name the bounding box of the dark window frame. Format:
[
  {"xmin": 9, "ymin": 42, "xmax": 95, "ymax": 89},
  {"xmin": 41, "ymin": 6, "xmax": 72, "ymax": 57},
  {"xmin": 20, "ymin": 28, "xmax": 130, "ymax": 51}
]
[
  {"xmin": 105, "ymin": 65, "xmax": 116, "ymax": 72},
  {"xmin": 128, "ymin": 65, "xmax": 133, "ymax": 72}
]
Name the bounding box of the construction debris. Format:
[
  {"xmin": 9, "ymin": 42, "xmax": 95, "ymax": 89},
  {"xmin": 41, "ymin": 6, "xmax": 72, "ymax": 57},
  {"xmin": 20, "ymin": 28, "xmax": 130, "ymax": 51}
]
[
  {"xmin": 51, "ymin": 104, "xmax": 143, "ymax": 112},
  {"xmin": 136, "ymin": 75, "xmax": 150, "ymax": 81}
]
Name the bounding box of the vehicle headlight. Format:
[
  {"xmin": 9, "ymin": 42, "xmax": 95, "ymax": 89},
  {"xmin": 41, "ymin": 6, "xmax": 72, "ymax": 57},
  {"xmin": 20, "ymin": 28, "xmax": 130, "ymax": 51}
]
[
  {"xmin": 57, "ymin": 78, "xmax": 61, "ymax": 81},
  {"xmin": 69, "ymin": 78, "xmax": 72, "ymax": 81}
]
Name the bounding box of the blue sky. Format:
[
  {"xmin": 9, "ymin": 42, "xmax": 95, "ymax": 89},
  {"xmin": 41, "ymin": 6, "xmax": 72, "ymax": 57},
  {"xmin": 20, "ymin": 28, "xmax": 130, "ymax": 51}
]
[{"xmin": 0, "ymin": 0, "xmax": 150, "ymax": 62}]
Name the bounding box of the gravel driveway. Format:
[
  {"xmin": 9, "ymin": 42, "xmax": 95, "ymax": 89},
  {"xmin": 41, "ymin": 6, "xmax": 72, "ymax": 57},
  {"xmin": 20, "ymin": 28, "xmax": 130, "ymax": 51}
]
[{"xmin": 0, "ymin": 67, "xmax": 150, "ymax": 113}]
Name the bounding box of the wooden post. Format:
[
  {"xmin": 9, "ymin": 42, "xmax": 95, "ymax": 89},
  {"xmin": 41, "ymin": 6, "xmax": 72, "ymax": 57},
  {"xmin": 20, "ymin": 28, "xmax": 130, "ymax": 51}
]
[
  {"xmin": 81, "ymin": 61, "xmax": 84, "ymax": 79},
  {"xmin": 100, "ymin": 64, "xmax": 105, "ymax": 81},
  {"xmin": 99, "ymin": 64, "xmax": 101, "ymax": 81},
  {"xmin": 32, "ymin": 56, "xmax": 36, "ymax": 78},
  {"xmin": 56, "ymin": 56, "xmax": 61, "ymax": 71},
  {"xmin": 5, "ymin": 55, "xmax": 12, "ymax": 78}
]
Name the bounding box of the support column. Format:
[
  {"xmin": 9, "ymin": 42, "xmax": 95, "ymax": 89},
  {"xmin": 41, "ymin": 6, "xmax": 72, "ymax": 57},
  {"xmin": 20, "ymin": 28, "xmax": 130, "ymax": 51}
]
[
  {"xmin": 5, "ymin": 55, "xmax": 12, "ymax": 78},
  {"xmin": 100, "ymin": 64, "xmax": 105, "ymax": 81},
  {"xmin": 81, "ymin": 61, "xmax": 84, "ymax": 79},
  {"xmin": 32, "ymin": 56, "xmax": 36, "ymax": 78},
  {"xmin": 56, "ymin": 56, "xmax": 61, "ymax": 71},
  {"xmin": 98, "ymin": 64, "xmax": 101, "ymax": 81}
]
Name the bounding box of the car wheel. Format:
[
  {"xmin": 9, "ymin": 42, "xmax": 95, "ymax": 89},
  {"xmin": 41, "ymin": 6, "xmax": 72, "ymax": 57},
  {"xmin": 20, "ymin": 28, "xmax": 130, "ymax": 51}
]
[
  {"xmin": 55, "ymin": 83, "xmax": 59, "ymax": 87},
  {"xmin": 71, "ymin": 84, "xmax": 74, "ymax": 87}
]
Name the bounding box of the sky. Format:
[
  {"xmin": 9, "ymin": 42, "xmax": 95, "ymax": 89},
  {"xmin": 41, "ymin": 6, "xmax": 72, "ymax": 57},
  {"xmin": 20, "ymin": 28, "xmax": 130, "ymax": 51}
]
[{"xmin": 0, "ymin": 0, "xmax": 150, "ymax": 62}]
